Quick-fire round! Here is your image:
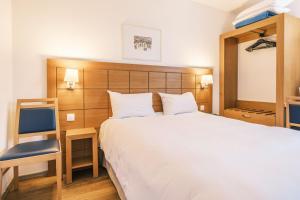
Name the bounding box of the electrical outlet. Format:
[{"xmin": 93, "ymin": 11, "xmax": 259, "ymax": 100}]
[
  {"xmin": 200, "ymin": 105, "xmax": 205, "ymax": 111},
  {"xmin": 67, "ymin": 113, "xmax": 75, "ymax": 121}
]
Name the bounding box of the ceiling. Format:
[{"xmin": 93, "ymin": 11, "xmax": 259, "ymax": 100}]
[{"xmin": 192, "ymin": 0, "xmax": 260, "ymax": 12}]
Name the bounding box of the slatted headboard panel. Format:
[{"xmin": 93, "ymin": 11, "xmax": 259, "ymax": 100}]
[{"xmin": 47, "ymin": 58, "xmax": 213, "ymax": 131}]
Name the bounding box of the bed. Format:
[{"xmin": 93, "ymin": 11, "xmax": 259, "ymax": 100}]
[{"xmin": 100, "ymin": 112, "xmax": 300, "ymax": 200}]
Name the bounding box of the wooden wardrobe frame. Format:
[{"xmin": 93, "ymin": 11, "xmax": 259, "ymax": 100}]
[{"xmin": 220, "ymin": 14, "xmax": 300, "ymax": 127}]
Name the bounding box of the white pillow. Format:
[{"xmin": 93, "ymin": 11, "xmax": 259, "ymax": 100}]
[
  {"xmin": 159, "ymin": 92, "xmax": 198, "ymax": 115},
  {"xmin": 108, "ymin": 91, "xmax": 155, "ymax": 119}
]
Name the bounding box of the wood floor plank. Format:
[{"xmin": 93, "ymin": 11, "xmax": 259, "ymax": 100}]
[{"xmin": 6, "ymin": 169, "xmax": 119, "ymax": 200}]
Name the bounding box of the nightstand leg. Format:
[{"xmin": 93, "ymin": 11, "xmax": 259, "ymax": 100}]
[
  {"xmin": 66, "ymin": 138, "xmax": 72, "ymax": 184},
  {"xmin": 92, "ymin": 135, "xmax": 98, "ymax": 178}
]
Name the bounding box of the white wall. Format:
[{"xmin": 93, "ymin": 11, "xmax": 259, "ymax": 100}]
[
  {"xmin": 11, "ymin": 0, "xmax": 233, "ymax": 174},
  {"xmin": 0, "ymin": 0, "xmax": 14, "ymax": 194},
  {"xmin": 289, "ymin": 0, "xmax": 300, "ymax": 18},
  {"xmin": 237, "ymin": 37, "xmax": 277, "ymax": 103}
]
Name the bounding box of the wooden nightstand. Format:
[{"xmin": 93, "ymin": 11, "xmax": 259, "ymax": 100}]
[{"xmin": 66, "ymin": 127, "xmax": 99, "ymax": 184}]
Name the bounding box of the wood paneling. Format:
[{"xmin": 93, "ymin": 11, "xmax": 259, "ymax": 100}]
[
  {"xmin": 198, "ymin": 103, "xmax": 212, "ymax": 113},
  {"xmin": 196, "ymin": 89, "xmax": 210, "ymax": 103},
  {"xmin": 130, "ymin": 88, "xmax": 149, "ymax": 93},
  {"xmin": 57, "ymin": 89, "xmax": 83, "ymax": 110},
  {"xmin": 109, "ymin": 70, "xmax": 129, "ymax": 89},
  {"xmin": 59, "ymin": 110, "xmax": 84, "ymax": 131},
  {"xmin": 182, "ymin": 74, "xmax": 196, "ymax": 89},
  {"xmin": 85, "ymin": 109, "xmax": 108, "ymax": 128},
  {"xmin": 84, "ymin": 70, "xmax": 108, "ymax": 89},
  {"xmin": 149, "ymin": 72, "xmax": 165, "ymax": 88},
  {"xmin": 195, "ymin": 75, "xmax": 202, "ymax": 87},
  {"xmin": 130, "ymin": 71, "xmax": 148, "ymax": 88},
  {"xmin": 57, "ymin": 68, "xmax": 83, "ymax": 89},
  {"xmin": 84, "ymin": 89, "xmax": 108, "ymax": 109},
  {"xmin": 167, "ymin": 89, "xmax": 181, "ymax": 94},
  {"xmin": 167, "ymin": 73, "xmax": 181, "ymax": 88}
]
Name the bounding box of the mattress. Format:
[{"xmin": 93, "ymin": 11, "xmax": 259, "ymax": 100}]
[
  {"xmin": 100, "ymin": 112, "xmax": 300, "ymax": 200},
  {"xmin": 235, "ymin": 11, "xmax": 277, "ymax": 29}
]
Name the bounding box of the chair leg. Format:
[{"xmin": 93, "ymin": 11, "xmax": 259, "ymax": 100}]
[
  {"xmin": 0, "ymin": 168, "xmax": 3, "ymax": 200},
  {"xmin": 56, "ymin": 154, "xmax": 62, "ymax": 200},
  {"xmin": 13, "ymin": 166, "xmax": 18, "ymax": 191}
]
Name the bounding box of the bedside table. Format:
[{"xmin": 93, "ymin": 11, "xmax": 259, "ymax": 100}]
[{"xmin": 66, "ymin": 127, "xmax": 99, "ymax": 184}]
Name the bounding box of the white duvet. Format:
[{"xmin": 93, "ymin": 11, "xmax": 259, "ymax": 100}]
[{"xmin": 100, "ymin": 112, "xmax": 300, "ymax": 200}]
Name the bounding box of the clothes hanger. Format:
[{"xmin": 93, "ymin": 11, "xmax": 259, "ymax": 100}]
[{"xmin": 245, "ymin": 31, "xmax": 276, "ymax": 52}]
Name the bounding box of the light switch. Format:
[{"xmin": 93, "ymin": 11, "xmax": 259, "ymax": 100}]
[
  {"xmin": 200, "ymin": 105, "xmax": 205, "ymax": 111},
  {"xmin": 67, "ymin": 113, "xmax": 75, "ymax": 121}
]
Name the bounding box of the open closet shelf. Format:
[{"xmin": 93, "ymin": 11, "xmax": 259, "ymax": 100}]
[
  {"xmin": 224, "ymin": 108, "xmax": 276, "ymax": 126},
  {"xmin": 220, "ymin": 13, "xmax": 300, "ymax": 127},
  {"xmin": 224, "ymin": 101, "xmax": 276, "ymax": 126},
  {"xmin": 221, "ymin": 16, "xmax": 278, "ymax": 43}
]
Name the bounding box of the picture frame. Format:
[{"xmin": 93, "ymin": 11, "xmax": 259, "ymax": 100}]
[{"xmin": 122, "ymin": 24, "xmax": 161, "ymax": 61}]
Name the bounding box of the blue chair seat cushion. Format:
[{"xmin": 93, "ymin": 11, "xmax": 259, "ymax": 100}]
[{"xmin": 0, "ymin": 139, "xmax": 59, "ymax": 161}]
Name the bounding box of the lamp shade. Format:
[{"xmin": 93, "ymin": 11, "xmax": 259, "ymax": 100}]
[
  {"xmin": 64, "ymin": 68, "xmax": 79, "ymax": 83},
  {"xmin": 201, "ymin": 74, "xmax": 213, "ymax": 85}
]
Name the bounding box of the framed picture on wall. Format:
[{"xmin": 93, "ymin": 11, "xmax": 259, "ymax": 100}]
[{"xmin": 122, "ymin": 24, "xmax": 161, "ymax": 61}]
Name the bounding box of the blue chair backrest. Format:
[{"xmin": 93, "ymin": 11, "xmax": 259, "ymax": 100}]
[
  {"xmin": 289, "ymin": 104, "xmax": 300, "ymax": 131},
  {"xmin": 19, "ymin": 108, "xmax": 56, "ymax": 134}
]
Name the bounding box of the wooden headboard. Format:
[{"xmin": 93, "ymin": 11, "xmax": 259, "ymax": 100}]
[
  {"xmin": 47, "ymin": 58, "xmax": 213, "ymax": 174},
  {"xmin": 47, "ymin": 58, "xmax": 213, "ymax": 131}
]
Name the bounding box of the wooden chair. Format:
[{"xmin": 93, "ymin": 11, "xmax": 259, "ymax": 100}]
[
  {"xmin": 286, "ymin": 96, "xmax": 300, "ymax": 130},
  {"xmin": 0, "ymin": 98, "xmax": 62, "ymax": 200}
]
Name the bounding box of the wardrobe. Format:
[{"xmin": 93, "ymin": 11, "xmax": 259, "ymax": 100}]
[{"xmin": 220, "ymin": 14, "xmax": 300, "ymax": 127}]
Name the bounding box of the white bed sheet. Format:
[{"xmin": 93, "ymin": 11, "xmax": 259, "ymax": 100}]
[{"xmin": 100, "ymin": 112, "xmax": 300, "ymax": 200}]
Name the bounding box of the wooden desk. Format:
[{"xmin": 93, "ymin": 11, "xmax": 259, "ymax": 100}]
[{"xmin": 66, "ymin": 127, "xmax": 98, "ymax": 184}]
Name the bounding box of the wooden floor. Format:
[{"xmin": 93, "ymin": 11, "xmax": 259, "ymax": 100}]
[{"xmin": 6, "ymin": 168, "xmax": 120, "ymax": 200}]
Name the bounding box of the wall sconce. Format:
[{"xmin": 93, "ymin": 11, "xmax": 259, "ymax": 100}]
[
  {"xmin": 64, "ymin": 68, "xmax": 79, "ymax": 89},
  {"xmin": 200, "ymin": 74, "xmax": 213, "ymax": 89}
]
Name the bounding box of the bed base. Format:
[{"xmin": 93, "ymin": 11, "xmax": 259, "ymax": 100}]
[{"xmin": 103, "ymin": 158, "xmax": 127, "ymax": 200}]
